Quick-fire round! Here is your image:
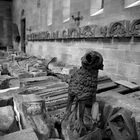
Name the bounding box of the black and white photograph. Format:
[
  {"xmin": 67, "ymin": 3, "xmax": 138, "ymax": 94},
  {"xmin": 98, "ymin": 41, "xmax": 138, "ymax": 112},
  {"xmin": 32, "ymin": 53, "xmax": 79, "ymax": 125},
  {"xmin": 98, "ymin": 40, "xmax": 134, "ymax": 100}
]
[{"xmin": 0, "ymin": 0, "xmax": 140, "ymax": 139}]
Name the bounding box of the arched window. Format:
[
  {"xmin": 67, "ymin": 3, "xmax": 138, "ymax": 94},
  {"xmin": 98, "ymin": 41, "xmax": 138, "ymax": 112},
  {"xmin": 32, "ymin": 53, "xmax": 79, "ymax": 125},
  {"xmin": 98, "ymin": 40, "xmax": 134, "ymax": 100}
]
[
  {"xmin": 90, "ymin": 0, "xmax": 104, "ymax": 16},
  {"xmin": 125, "ymin": 0, "xmax": 140, "ymax": 8},
  {"xmin": 63, "ymin": 0, "xmax": 70, "ymax": 22},
  {"xmin": 47, "ymin": 0, "xmax": 53, "ymax": 26}
]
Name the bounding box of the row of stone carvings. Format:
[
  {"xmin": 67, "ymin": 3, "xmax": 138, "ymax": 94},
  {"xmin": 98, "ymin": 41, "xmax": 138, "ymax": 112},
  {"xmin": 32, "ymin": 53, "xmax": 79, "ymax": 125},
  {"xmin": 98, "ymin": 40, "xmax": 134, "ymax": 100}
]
[{"xmin": 27, "ymin": 19, "xmax": 140, "ymax": 41}]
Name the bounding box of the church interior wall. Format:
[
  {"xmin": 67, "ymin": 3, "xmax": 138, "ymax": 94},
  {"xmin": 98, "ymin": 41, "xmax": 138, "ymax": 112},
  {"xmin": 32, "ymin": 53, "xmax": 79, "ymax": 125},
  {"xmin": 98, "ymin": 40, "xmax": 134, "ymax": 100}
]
[{"xmin": 12, "ymin": 0, "xmax": 140, "ymax": 84}]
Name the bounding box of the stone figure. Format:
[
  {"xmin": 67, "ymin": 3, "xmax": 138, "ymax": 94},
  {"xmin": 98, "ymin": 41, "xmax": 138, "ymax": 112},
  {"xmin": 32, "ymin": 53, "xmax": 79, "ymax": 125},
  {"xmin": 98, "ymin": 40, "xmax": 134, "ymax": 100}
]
[
  {"xmin": 64, "ymin": 51, "xmax": 104, "ymax": 137},
  {"xmin": 109, "ymin": 22, "xmax": 126, "ymax": 37},
  {"xmin": 46, "ymin": 51, "xmax": 103, "ymax": 138},
  {"xmin": 130, "ymin": 19, "xmax": 140, "ymax": 36},
  {"xmin": 100, "ymin": 26, "xmax": 108, "ymax": 37},
  {"xmin": 81, "ymin": 25, "xmax": 95, "ymax": 37}
]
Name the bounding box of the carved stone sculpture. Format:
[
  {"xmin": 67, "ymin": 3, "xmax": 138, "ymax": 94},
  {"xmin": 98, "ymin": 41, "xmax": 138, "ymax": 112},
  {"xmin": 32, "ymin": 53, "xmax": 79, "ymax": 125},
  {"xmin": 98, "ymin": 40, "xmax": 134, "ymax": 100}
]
[
  {"xmin": 100, "ymin": 26, "xmax": 108, "ymax": 37},
  {"xmin": 68, "ymin": 28, "xmax": 79, "ymax": 38},
  {"xmin": 109, "ymin": 21, "xmax": 129, "ymax": 37},
  {"xmin": 109, "ymin": 22, "xmax": 126, "ymax": 37},
  {"xmin": 51, "ymin": 32, "xmax": 56, "ymax": 39},
  {"xmin": 44, "ymin": 32, "xmax": 48, "ymax": 40},
  {"xmin": 130, "ymin": 19, "xmax": 140, "ymax": 36},
  {"xmin": 62, "ymin": 29, "xmax": 68, "ymax": 38},
  {"xmin": 81, "ymin": 25, "xmax": 96, "ymax": 38},
  {"xmin": 64, "ymin": 51, "xmax": 104, "ymax": 137},
  {"xmin": 55, "ymin": 31, "xmax": 59, "ymax": 39},
  {"xmin": 47, "ymin": 32, "xmax": 51, "ymax": 39}
]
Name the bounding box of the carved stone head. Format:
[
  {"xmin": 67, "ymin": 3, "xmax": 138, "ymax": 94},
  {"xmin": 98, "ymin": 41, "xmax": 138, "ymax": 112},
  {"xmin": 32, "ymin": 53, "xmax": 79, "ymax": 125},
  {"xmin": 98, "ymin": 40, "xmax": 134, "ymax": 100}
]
[{"xmin": 81, "ymin": 51, "xmax": 104, "ymax": 70}]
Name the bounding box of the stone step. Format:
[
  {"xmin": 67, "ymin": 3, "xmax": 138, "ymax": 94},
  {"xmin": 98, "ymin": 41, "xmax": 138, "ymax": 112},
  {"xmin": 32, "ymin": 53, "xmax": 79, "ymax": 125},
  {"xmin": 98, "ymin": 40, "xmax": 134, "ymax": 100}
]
[
  {"xmin": 115, "ymin": 80, "xmax": 139, "ymax": 90},
  {"xmin": 1, "ymin": 128, "xmax": 38, "ymax": 140}
]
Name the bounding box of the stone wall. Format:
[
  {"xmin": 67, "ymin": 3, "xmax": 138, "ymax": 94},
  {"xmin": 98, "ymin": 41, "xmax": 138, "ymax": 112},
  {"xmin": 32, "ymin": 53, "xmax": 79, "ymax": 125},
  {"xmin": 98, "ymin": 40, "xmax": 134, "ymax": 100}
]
[
  {"xmin": 0, "ymin": 0, "xmax": 12, "ymax": 48},
  {"xmin": 12, "ymin": 0, "xmax": 140, "ymax": 84}
]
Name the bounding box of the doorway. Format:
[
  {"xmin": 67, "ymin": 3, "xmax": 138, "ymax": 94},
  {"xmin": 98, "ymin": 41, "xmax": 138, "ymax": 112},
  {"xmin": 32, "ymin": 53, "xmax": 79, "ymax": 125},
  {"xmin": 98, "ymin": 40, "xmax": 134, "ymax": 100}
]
[{"xmin": 21, "ymin": 18, "xmax": 26, "ymax": 53}]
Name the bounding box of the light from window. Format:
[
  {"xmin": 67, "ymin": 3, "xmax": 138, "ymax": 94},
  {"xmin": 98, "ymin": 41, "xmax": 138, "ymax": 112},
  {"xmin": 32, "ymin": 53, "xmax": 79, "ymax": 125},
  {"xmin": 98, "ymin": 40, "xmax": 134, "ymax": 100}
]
[
  {"xmin": 47, "ymin": 0, "xmax": 53, "ymax": 26},
  {"xmin": 63, "ymin": 0, "xmax": 70, "ymax": 22},
  {"xmin": 125, "ymin": 0, "xmax": 140, "ymax": 8},
  {"xmin": 90, "ymin": 0, "xmax": 104, "ymax": 16}
]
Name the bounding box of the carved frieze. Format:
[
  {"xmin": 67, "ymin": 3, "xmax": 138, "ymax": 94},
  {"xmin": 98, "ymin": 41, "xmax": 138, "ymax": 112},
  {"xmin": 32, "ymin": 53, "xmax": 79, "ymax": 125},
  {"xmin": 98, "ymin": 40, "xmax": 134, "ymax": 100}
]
[
  {"xmin": 35, "ymin": 33, "xmax": 39, "ymax": 41},
  {"xmin": 32, "ymin": 33, "xmax": 35, "ymax": 41},
  {"xmin": 33, "ymin": 33, "xmax": 35, "ymax": 41},
  {"xmin": 62, "ymin": 29, "xmax": 68, "ymax": 38},
  {"xmin": 40, "ymin": 32, "xmax": 43, "ymax": 40},
  {"xmin": 55, "ymin": 31, "xmax": 59, "ymax": 39},
  {"xmin": 47, "ymin": 32, "xmax": 51, "ymax": 39},
  {"xmin": 130, "ymin": 19, "xmax": 140, "ymax": 36},
  {"xmin": 51, "ymin": 31, "xmax": 59, "ymax": 39},
  {"xmin": 100, "ymin": 26, "xmax": 108, "ymax": 37},
  {"xmin": 109, "ymin": 20, "xmax": 129, "ymax": 37},
  {"xmin": 44, "ymin": 32, "xmax": 48, "ymax": 40},
  {"xmin": 80, "ymin": 25, "xmax": 96, "ymax": 38},
  {"xmin": 38, "ymin": 32, "xmax": 41, "ymax": 40},
  {"xmin": 41, "ymin": 32, "xmax": 46, "ymax": 40},
  {"xmin": 51, "ymin": 32, "xmax": 55, "ymax": 39},
  {"xmin": 68, "ymin": 28, "xmax": 79, "ymax": 38},
  {"xmin": 44, "ymin": 31, "xmax": 50, "ymax": 40},
  {"xmin": 27, "ymin": 19, "xmax": 140, "ymax": 41}
]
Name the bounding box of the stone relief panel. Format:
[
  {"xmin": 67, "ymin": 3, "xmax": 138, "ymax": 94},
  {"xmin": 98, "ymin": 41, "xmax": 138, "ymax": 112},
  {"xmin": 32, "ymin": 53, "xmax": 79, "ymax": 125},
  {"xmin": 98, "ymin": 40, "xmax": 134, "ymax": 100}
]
[
  {"xmin": 80, "ymin": 25, "xmax": 96, "ymax": 38},
  {"xmin": 55, "ymin": 31, "xmax": 59, "ymax": 39},
  {"xmin": 62, "ymin": 29, "xmax": 68, "ymax": 38},
  {"xmin": 27, "ymin": 19, "xmax": 140, "ymax": 41},
  {"xmin": 47, "ymin": 32, "xmax": 51, "ymax": 39},
  {"xmin": 51, "ymin": 32, "xmax": 55, "ymax": 39},
  {"xmin": 130, "ymin": 19, "xmax": 140, "ymax": 36},
  {"xmin": 44, "ymin": 32, "xmax": 48, "ymax": 40},
  {"xmin": 51, "ymin": 31, "xmax": 59, "ymax": 39},
  {"xmin": 38, "ymin": 32, "xmax": 41, "ymax": 40},
  {"xmin": 100, "ymin": 26, "xmax": 108, "ymax": 37},
  {"xmin": 41, "ymin": 32, "xmax": 46, "ymax": 40},
  {"xmin": 108, "ymin": 20, "xmax": 129, "ymax": 37},
  {"xmin": 68, "ymin": 28, "xmax": 79, "ymax": 38}
]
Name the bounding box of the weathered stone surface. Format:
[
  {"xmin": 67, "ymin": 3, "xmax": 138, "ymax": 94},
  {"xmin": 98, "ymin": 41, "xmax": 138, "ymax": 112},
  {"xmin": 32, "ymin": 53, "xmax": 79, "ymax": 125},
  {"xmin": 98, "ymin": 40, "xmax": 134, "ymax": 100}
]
[
  {"xmin": 97, "ymin": 90, "xmax": 140, "ymax": 113},
  {"xmin": 103, "ymin": 60, "xmax": 118, "ymax": 74},
  {"xmin": 108, "ymin": 20, "xmax": 129, "ymax": 37},
  {"xmin": 117, "ymin": 62, "xmax": 140, "ymax": 79},
  {"xmin": 130, "ymin": 19, "xmax": 140, "ymax": 36},
  {"xmin": 1, "ymin": 128, "xmax": 38, "ymax": 140},
  {"xmin": 0, "ymin": 106, "xmax": 15, "ymax": 132},
  {"xmin": 114, "ymin": 80, "xmax": 139, "ymax": 89},
  {"xmin": 12, "ymin": 0, "xmax": 140, "ymax": 87}
]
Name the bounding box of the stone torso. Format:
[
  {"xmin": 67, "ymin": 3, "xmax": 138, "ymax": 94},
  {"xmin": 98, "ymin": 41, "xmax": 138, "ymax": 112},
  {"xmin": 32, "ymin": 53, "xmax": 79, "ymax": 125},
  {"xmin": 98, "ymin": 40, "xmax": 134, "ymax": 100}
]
[{"xmin": 68, "ymin": 67, "xmax": 98, "ymax": 101}]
